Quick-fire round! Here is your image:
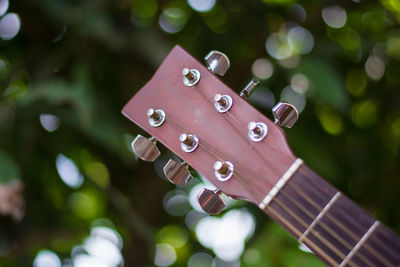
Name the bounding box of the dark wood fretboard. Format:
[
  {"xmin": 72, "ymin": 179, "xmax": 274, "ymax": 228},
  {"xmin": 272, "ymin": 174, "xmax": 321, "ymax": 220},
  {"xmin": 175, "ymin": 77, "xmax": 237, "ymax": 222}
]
[{"xmin": 261, "ymin": 163, "xmax": 400, "ymax": 267}]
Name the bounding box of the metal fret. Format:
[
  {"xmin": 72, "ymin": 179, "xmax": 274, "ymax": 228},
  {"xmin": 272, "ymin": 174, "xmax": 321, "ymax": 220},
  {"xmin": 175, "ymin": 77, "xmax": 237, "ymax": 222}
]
[
  {"xmin": 339, "ymin": 221, "xmax": 380, "ymax": 267},
  {"xmin": 258, "ymin": 158, "xmax": 303, "ymax": 210},
  {"xmin": 298, "ymin": 192, "xmax": 341, "ymax": 243}
]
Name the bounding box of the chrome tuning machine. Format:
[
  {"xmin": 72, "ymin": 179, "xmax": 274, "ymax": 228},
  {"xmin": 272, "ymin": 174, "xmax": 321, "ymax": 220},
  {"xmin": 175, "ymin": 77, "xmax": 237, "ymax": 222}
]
[
  {"xmin": 272, "ymin": 102, "xmax": 298, "ymax": 128},
  {"xmin": 240, "ymin": 78, "xmax": 260, "ymax": 99},
  {"xmin": 131, "ymin": 135, "xmax": 160, "ymax": 162},
  {"xmin": 197, "ymin": 188, "xmax": 225, "ymax": 215},
  {"xmin": 204, "ymin": 50, "xmax": 230, "ymax": 76},
  {"xmin": 163, "ymin": 159, "xmax": 192, "ymax": 186}
]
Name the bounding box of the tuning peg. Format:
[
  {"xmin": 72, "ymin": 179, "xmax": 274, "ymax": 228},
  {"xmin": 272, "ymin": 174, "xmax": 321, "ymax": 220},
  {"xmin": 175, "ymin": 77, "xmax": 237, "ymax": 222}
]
[
  {"xmin": 272, "ymin": 102, "xmax": 298, "ymax": 128},
  {"xmin": 197, "ymin": 188, "xmax": 225, "ymax": 215},
  {"xmin": 240, "ymin": 78, "xmax": 260, "ymax": 99},
  {"xmin": 204, "ymin": 50, "xmax": 230, "ymax": 76},
  {"xmin": 182, "ymin": 68, "xmax": 201, "ymax": 87},
  {"xmin": 163, "ymin": 159, "xmax": 192, "ymax": 186},
  {"xmin": 131, "ymin": 135, "xmax": 160, "ymax": 162}
]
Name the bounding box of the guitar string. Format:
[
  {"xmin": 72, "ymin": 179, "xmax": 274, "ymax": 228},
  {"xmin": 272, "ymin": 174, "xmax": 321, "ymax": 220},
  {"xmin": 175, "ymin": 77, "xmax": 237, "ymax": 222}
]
[
  {"xmin": 195, "ymin": 90, "xmax": 292, "ymax": 181},
  {"xmin": 162, "ymin": 82, "xmax": 288, "ymax": 190},
  {"xmin": 197, "ymin": 140, "xmax": 358, "ymax": 267},
  {"xmin": 294, "ymin": 175, "xmax": 395, "ymax": 266},
  {"xmin": 155, "ymin": 105, "xmax": 380, "ymax": 266},
  {"xmin": 200, "ymin": 93, "xmax": 388, "ymax": 265},
  {"xmin": 198, "ymin": 133, "xmax": 384, "ymax": 267},
  {"xmin": 219, "ymin": 112, "xmax": 387, "ymax": 266},
  {"xmin": 158, "ymin": 114, "xmax": 354, "ymax": 267},
  {"xmin": 168, "ymin": 110, "xmax": 400, "ymax": 266},
  {"xmin": 266, "ymin": 205, "xmax": 338, "ymax": 266},
  {"xmin": 162, "ymin": 112, "xmax": 268, "ymax": 196},
  {"xmin": 161, "ymin": 114, "xmax": 341, "ymax": 266},
  {"xmin": 191, "ymin": 91, "xmax": 382, "ymax": 265},
  {"xmin": 197, "ymin": 143, "xmax": 261, "ymax": 199},
  {"xmin": 154, "ymin": 86, "xmax": 386, "ymax": 265}
]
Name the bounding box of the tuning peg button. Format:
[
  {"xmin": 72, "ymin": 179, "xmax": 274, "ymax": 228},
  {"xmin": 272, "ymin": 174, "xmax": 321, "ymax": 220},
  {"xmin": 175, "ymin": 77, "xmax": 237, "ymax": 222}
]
[
  {"xmin": 197, "ymin": 188, "xmax": 225, "ymax": 215},
  {"xmin": 131, "ymin": 135, "xmax": 160, "ymax": 162},
  {"xmin": 248, "ymin": 121, "xmax": 268, "ymax": 142},
  {"xmin": 214, "ymin": 161, "xmax": 234, "ymax": 181},
  {"xmin": 147, "ymin": 108, "xmax": 166, "ymax": 127},
  {"xmin": 204, "ymin": 50, "xmax": 230, "ymax": 76},
  {"xmin": 180, "ymin": 133, "xmax": 199, "ymax": 153},
  {"xmin": 163, "ymin": 159, "xmax": 192, "ymax": 186},
  {"xmin": 272, "ymin": 102, "xmax": 298, "ymax": 128},
  {"xmin": 182, "ymin": 68, "xmax": 200, "ymax": 87},
  {"xmin": 214, "ymin": 94, "xmax": 233, "ymax": 113}
]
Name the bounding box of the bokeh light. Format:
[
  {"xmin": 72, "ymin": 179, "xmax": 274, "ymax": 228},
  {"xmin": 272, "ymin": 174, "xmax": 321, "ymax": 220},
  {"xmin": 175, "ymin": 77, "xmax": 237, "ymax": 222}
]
[
  {"xmin": 195, "ymin": 209, "xmax": 255, "ymax": 261},
  {"xmin": 351, "ymin": 100, "xmax": 378, "ymax": 128},
  {"xmin": 84, "ymin": 161, "xmax": 110, "ymax": 188},
  {"xmin": 266, "ymin": 33, "xmax": 292, "ymax": 60},
  {"xmin": 266, "ymin": 24, "xmax": 314, "ymax": 60},
  {"xmin": 163, "ymin": 190, "xmax": 191, "ymax": 216},
  {"xmin": 185, "ymin": 209, "xmax": 207, "ymax": 230},
  {"xmin": 386, "ymin": 32, "xmax": 400, "ymax": 59},
  {"xmin": 248, "ymin": 86, "xmax": 275, "ymax": 109},
  {"xmin": 91, "ymin": 225, "xmax": 123, "ymax": 249},
  {"xmin": 187, "ymin": 0, "xmax": 216, "ymax": 13},
  {"xmin": 83, "ymin": 232, "xmax": 123, "ymax": 266},
  {"xmin": 345, "ymin": 69, "xmax": 367, "ymax": 97},
  {"xmin": 68, "ymin": 191, "xmax": 100, "ymax": 219},
  {"xmin": 154, "ymin": 243, "xmax": 177, "ymax": 267},
  {"xmin": 287, "ymin": 26, "xmax": 314, "ymax": 54},
  {"xmin": 69, "ymin": 221, "xmax": 123, "ymax": 267},
  {"xmin": 365, "ymin": 56, "xmax": 385, "ymax": 81},
  {"xmin": 298, "ymin": 243, "xmax": 313, "ymax": 253},
  {"xmin": 290, "ymin": 73, "xmax": 309, "ymax": 94},
  {"xmin": 131, "ymin": 0, "xmax": 158, "ymax": 27},
  {"xmin": 40, "ymin": 114, "xmax": 60, "ymax": 132},
  {"xmin": 188, "ymin": 252, "xmax": 213, "ymax": 267},
  {"xmin": 159, "ymin": 8, "xmax": 187, "ymax": 34},
  {"xmin": 317, "ymin": 107, "xmax": 344, "ymax": 135},
  {"xmin": 243, "ymin": 248, "xmax": 261, "ymax": 265},
  {"xmin": 278, "ymin": 54, "xmax": 300, "ymax": 68},
  {"xmin": 251, "ymin": 58, "xmax": 274, "ymax": 80},
  {"xmin": 322, "ymin": 5, "xmax": 347, "ymax": 29},
  {"xmin": 74, "ymin": 255, "xmax": 110, "ymax": 267},
  {"xmin": 0, "ymin": 0, "xmax": 8, "ymax": 17},
  {"xmin": 0, "ymin": 13, "xmax": 21, "ymax": 40},
  {"xmin": 56, "ymin": 154, "xmax": 84, "ymax": 188},
  {"xmin": 213, "ymin": 254, "xmax": 240, "ymax": 266},
  {"xmin": 157, "ymin": 224, "xmax": 188, "ymax": 249},
  {"xmin": 33, "ymin": 250, "xmax": 61, "ymax": 267}
]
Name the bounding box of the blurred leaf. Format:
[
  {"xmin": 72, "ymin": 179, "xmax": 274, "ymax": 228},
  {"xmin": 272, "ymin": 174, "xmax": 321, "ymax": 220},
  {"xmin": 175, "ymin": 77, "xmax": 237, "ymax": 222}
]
[
  {"xmin": 295, "ymin": 58, "xmax": 349, "ymax": 111},
  {"xmin": 0, "ymin": 152, "xmax": 20, "ymax": 184}
]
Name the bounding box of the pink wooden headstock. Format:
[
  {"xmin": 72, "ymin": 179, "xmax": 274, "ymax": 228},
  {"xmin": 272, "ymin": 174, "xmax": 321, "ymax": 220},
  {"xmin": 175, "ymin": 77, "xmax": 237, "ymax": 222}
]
[{"xmin": 122, "ymin": 45, "xmax": 296, "ymax": 206}]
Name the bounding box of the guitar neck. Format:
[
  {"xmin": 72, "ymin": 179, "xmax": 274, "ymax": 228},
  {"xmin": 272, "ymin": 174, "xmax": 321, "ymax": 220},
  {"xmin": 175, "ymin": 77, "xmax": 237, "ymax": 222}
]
[
  {"xmin": 260, "ymin": 161, "xmax": 400, "ymax": 266},
  {"xmin": 122, "ymin": 45, "xmax": 400, "ymax": 267}
]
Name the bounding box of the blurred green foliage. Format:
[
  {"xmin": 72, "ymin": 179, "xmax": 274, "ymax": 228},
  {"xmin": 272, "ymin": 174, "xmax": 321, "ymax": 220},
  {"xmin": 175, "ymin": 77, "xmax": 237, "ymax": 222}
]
[{"xmin": 0, "ymin": 0, "xmax": 399, "ymax": 266}]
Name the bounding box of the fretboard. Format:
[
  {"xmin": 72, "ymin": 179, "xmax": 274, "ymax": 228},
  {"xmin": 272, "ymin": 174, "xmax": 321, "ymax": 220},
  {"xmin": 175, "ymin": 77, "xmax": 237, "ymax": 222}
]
[{"xmin": 260, "ymin": 162, "xmax": 400, "ymax": 267}]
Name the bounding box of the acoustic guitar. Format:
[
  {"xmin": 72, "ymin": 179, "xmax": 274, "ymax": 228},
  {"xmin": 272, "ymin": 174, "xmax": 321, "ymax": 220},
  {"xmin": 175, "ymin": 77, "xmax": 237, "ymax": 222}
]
[{"xmin": 122, "ymin": 45, "xmax": 400, "ymax": 266}]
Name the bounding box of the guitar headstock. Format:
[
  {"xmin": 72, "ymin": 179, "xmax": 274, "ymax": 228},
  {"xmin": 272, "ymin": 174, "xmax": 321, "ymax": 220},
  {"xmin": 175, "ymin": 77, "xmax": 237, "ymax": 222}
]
[{"xmin": 122, "ymin": 45, "xmax": 298, "ymax": 213}]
